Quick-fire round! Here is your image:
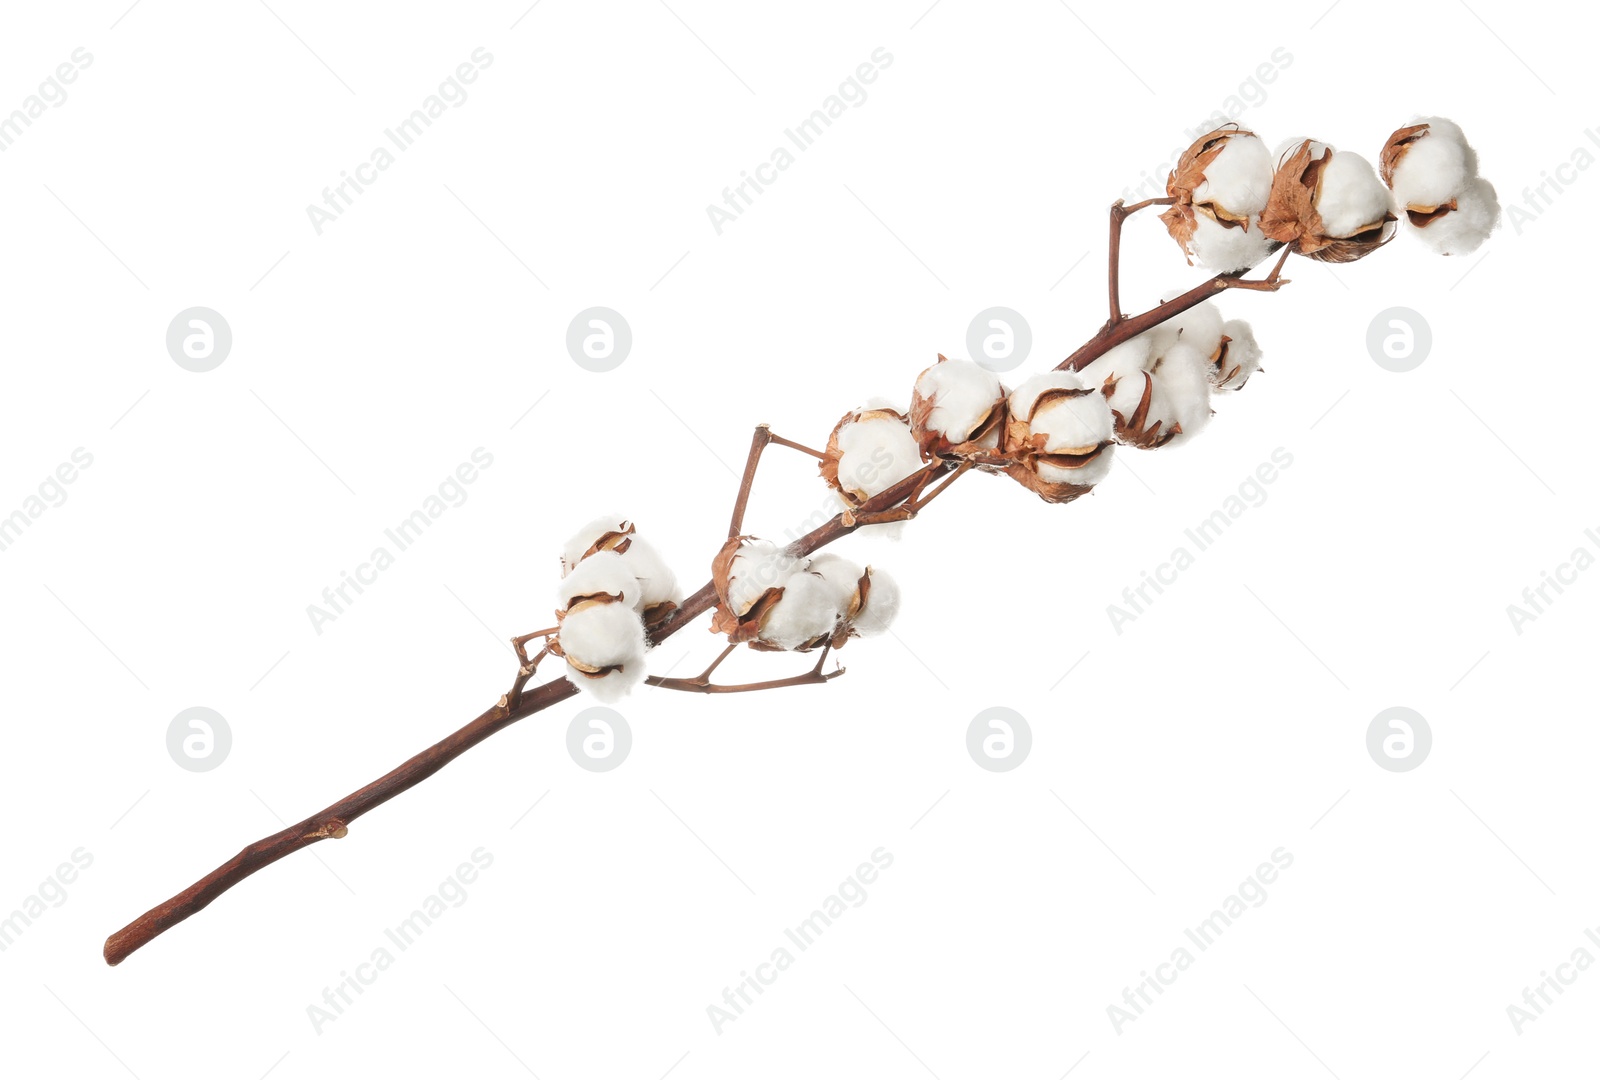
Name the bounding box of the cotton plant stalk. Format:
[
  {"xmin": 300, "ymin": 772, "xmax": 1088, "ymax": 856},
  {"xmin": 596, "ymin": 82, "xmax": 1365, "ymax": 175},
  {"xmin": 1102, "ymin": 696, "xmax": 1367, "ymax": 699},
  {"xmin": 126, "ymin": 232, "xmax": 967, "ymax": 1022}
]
[{"xmin": 103, "ymin": 117, "xmax": 1501, "ymax": 966}]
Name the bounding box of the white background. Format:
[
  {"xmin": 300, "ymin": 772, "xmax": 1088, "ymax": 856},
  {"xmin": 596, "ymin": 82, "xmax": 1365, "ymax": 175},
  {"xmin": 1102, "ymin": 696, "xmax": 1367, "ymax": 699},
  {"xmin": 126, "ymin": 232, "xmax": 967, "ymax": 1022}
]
[{"xmin": 1, "ymin": 0, "xmax": 1595, "ymax": 1076}]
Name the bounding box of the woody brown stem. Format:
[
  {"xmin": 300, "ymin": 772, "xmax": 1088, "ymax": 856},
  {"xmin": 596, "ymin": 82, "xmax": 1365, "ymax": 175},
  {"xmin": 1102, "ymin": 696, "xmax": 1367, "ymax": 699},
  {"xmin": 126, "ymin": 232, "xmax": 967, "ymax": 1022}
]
[{"xmin": 1108, "ymin": 196, "xmax": 1176, "ymax": 324}]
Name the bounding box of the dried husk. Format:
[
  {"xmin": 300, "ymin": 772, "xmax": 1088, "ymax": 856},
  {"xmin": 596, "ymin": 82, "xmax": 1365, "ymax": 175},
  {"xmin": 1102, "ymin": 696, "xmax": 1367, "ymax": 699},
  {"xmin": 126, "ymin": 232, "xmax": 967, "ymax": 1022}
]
[
  {"xmin": 1102, "ymin": 371, "xmax": 1181, "ymax": 450},
  {"xmin": 1209, "ymin": 334, "xmax": 1245, "ymax": 389}
]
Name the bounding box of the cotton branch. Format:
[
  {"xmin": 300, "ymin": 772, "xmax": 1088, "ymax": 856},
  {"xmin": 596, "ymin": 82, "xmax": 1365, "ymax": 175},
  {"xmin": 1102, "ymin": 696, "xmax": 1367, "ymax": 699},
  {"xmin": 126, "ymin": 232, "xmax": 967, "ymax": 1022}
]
[{"xmin": 106, "ymin": 114, "xmax": 1504, "ymax": 966}]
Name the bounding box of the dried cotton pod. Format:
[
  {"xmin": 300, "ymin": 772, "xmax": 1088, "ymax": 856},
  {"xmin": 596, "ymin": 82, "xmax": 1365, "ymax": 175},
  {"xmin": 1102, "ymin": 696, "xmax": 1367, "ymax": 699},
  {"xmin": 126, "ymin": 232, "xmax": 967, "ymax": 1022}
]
[
  {"xmin": 1212, "ymin": 319, "xmax": 1263, "ymax": 391},
  {"xmin": 819, "ymin": 406, "xmax": 925, "ymax": 510},
  {"xmin": 1002, "ymin": 372, "xmax": 1115, "ymax": 503},
  {"xmin": 560, "ymin": 514, "xmax": 680, "ymax": 622},
  {"xmin": 1259, "ymin": 140, "xmax": 1397, "ymax": 263},
  {"xmin": 710, "ymin": 537, "xmax": 806, "ymax": 643},
  {"xmin": 550, "ymin": 554, "xmax": 648, "ymax": 701},
  {"xmin": 1160, "ymin": 127, "xmax": 1278, "ymax": 272},
  {"xmin": 909, "ymin": 355, "xmax": 1007, "ymax": 458},
  {"xmin": 751, "ymin": 571, "xmax": 844, "ymax": 652},
  {"xmin": 1379, "ymin": 118, "xmax": 1500, "ymax": 256}
]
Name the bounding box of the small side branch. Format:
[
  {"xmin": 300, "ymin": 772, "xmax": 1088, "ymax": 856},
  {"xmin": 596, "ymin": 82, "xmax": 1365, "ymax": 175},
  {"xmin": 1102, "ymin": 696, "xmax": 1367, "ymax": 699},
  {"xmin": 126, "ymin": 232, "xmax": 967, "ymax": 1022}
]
[
  {"xmin": 646, "ymin": 641, "xmax": 843, "ymax": 695},
  {"xmin": 1108, "ymin": 197, "xmax": 1176, "ymax": 324},
  {"xmin": 1062, "ymin": 245, "xmax": 1293, "ymax": 374},
  {"xmin": 727, "ymin": 425, "xmax": 829, "ymax": 538}
]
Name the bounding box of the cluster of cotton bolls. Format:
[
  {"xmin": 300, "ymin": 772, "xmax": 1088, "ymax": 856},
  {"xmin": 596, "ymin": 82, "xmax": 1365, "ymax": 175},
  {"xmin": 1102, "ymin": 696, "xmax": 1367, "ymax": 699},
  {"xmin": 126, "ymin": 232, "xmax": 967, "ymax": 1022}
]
[
  {"xmin": 710, "ymin": 538, "xmax": 899, "ymax": 652},
  {"xmin": 820, "ymin": 317, "xmax": 1262, "ymax": 508},
  {"xmin": 1380, "ymin": 117, "xmax": 1501, "ymax": 256},
  {"xmin": 1077, "ymin": 298, "xmax": 1259, "ymax": 448},
  {"xmin": 549, "ymin": 517, "xmax": 680, "ymax": 701},
  {"xmin": 1160, "ymin": 119, "xmax": 1497, "ymax": 269}
]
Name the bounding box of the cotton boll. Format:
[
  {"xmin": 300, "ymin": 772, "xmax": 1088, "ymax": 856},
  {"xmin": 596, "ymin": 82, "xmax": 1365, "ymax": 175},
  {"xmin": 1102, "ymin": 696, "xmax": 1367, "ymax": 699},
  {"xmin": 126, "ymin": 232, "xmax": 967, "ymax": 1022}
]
[
  {"xmin": 757, "ymin": 570, "xmax": 845, "ymax": 651},
  {"xmin": 614, "ymin": 534, "xmax": 679, "ymax": 614},
  {"xmin": 561, "ymin": 514, "xmax": 635, "ymax": 574},
  {"xmin": 1148, "ymin": 297, "xmax": 1225, "ymax": 359},
  {"xmin": 1262, "ymin": 141, "xmax": 1396, "ymax": 262},
  {"xmin": 1004, "ymin": 372, "xmax": 1115, "ymax": 499},
  {"xmin": 723, "ymin": 539, "xmax": 806, "ymax": 617},
  {"xmin": 1186, "ymin": 212, "xmax": 1276, "ymax": 272},
  {"xmin": 824, "ymin": 408, "xmax": 925, "ymax": 507},
  {"xmin": 1415, "ymin": 116, "xmax": 1478, "ymax": 174},
  {"xmin": 557, "ymin": 550, "xmax": 636, "ymax": 610},
  {"xmin": 1388, "ymin": 126, "xmax": 1472, "ymax": 212},
  {"xmin": 1383, "ymin": 117, "xmax": 1480, "ymax": 201},
  {"xmin": 1149, "ymin": 342, "xmax": 1214, "ymax": 446},
  {"xmin": 1013, "ymin": 374, "xmax": 1115, "ymax": 453},
  {"xmin": 1315, "ymin": 151, "xmax": 1395, "ymax": 239},
  {"xmin": 557, "ymin": 602, "xmax": 647, "ymax": 701},
  {"xmin": 1213, "ymin": 319, "xmax": 1263, "ymax": 391},
  {"xmin": 805, "ymin": 552, "xmax": 867, "ymax": 614},
  {"xmin": 1193, "ymin": 133, "xmax": 1274, "ymax": 216},
  {"xmin": 558, "ymin": 516, "xmax": 677, "ymax": 615},
  {"xmin": 851, "ymin": 567, "xmax": 900, "ymax": 636},
  {"xmin": 1413, "ymin": 176, "xmax": 1501, "ymax": 256},
  {"xmin": 910, "ymin": 356, "xmax": 1005, "ymax": 456},
  {"xmin": 1007, "ymin": 371, "xmax": 1079, "ymax": 422},
  {"xmin": 1019, "ymin": 374, "xmax": 1116, "ymax": 488},
  {"xmin": 1162, "ymin": 129, "xmax": 1278, "ymax": 269}
]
